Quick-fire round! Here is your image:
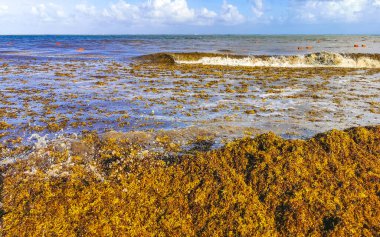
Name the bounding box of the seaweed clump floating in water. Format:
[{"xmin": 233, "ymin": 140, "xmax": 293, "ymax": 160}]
[{"xmin": 1, "ymin": 126, "xmax": 380, "ymax": 236}]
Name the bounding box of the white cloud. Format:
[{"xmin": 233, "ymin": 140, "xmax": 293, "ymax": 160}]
[
  {"xmin": 296, "ymin": 0, "xmax": 369, "ymax": 22},
  {"xmin": 144, "ymin": 0, "xmax": 195, "ymax": 23},
  {"xmin": 0, "ymin": 5, "xmax": 8, "ymax": 15},
  {"xmin": 0, "ymin": 0, "xmax": 252, "ymax": 33},
  {"xmin": 102, "ymin": 0, "xmax": 196, "ymax": 23},
  {"xmin": 251, "ymin": 0, "xmax": 264, "ymax": 18},
  {"xmin": 193, "ymin": 8, "xmax": 218, "ymax": 25},
  {"xmin": 75, "ymin": 4, "xmax": 97, "ymax": 16},
  {"xmin": 31, "ymin": 3, "xmax": 66, "ymax": 22},
  {"xmin": 374, "ymin": 0, "xmax": 380, "ymax": 6},
  {"xmin": 199, "ymin": 8, "xmax": 217, "ymax": 19},
  {"xmin": 101, "ymin": 0, "xmax": 240, "ymax": 26},
  {"xmin": 102, "ymin": 1, "xmax": 140, "ymax": 21},
  {"xmin": 221, "ymin": 0, "xmax": 245, "ymax": 25}
]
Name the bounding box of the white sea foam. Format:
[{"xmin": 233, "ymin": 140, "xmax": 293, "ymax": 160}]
[
  {"xmin": 28, "ymin": 134, "xmax": 49, "ymax": 149},
  {"xmin": 175, "ymin": 52, "xmax": 380, "ymax": 68}
]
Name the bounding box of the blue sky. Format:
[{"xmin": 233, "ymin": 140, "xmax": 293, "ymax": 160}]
[{"xmin": 0, "ymin": 0, "xmax": 380, "ymax": 34}]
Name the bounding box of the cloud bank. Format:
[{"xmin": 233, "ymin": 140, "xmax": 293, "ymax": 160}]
[{"xmin": 0, "ymin": 0, "xmax": 379, "ymax": 34}]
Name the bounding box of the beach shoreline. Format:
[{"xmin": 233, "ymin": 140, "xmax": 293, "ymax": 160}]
[{"xmin": 1, "ymin": 34, "xmax": 380, "ymax": 235}]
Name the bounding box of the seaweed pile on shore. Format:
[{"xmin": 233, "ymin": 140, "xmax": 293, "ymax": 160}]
[{"xmin": 0, "ymin": 125, "xmax": 379, "ymax": 236}]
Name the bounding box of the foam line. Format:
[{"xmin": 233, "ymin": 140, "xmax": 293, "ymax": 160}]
[{"xmin": 175, "ymin": 52, "xmax": 380, "ymax": 68}]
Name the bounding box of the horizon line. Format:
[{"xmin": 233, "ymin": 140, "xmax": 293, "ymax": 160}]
[{"xmin": 1, "ymin": 33, "xmax": 380, "ymax": 36}]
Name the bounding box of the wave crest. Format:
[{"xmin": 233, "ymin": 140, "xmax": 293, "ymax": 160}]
[{"xmin": 145, "ymin": 52, "xmax": 380, "ymax": 68}]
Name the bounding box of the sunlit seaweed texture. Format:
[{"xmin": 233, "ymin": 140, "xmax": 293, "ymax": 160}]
[{"xmin": 1, "ymin": 126, "xmax": 380, "ymax": 236}]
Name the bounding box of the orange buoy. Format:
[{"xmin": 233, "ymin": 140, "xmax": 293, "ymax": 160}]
[
  {"xmin": 361, "ymin": 44, "xmax": 366, "ymax": 48},
  {"xmin": 55, "ymin": 42, "xmax": 61, "ymax": 46},
  {"xmin": 354, "ymin": 44, "xmax": 359, "ymax": 48},
  {"xmin": 77, "ymin": 48, "xmax": 85, "ymax": 52}
]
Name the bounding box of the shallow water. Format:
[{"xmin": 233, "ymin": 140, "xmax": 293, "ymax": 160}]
[{"xmin": 1, "ymin": 35, "xmax": 380, "ymax": 151}]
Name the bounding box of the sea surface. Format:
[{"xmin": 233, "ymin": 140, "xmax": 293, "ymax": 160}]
[
  {"xmin": 1, "ymin": 35, "xmax": 380, "ymax": 152},
  {"xmin": 1, "ymin": 35, "xmax": 380, "ymax": 60}
]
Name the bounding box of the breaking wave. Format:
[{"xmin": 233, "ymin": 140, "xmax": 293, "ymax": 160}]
[{"xmin": 140, "ymin": 52, "xmax": 380, "ymax": 68}]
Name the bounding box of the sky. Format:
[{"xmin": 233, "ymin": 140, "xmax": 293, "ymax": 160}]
[{"xmin": 0, "ymin": 0, "xmax": 380, "ymax": 34}]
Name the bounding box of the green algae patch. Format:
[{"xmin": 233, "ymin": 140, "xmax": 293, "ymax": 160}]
[{"xmin": 1, "ymin": 125, "xmax": 380, "ymax": 236}]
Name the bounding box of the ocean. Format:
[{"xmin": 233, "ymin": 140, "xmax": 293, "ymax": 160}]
[{"xmin": 1, "ymin": 35, "xmax": 380, "ymax": 60}]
